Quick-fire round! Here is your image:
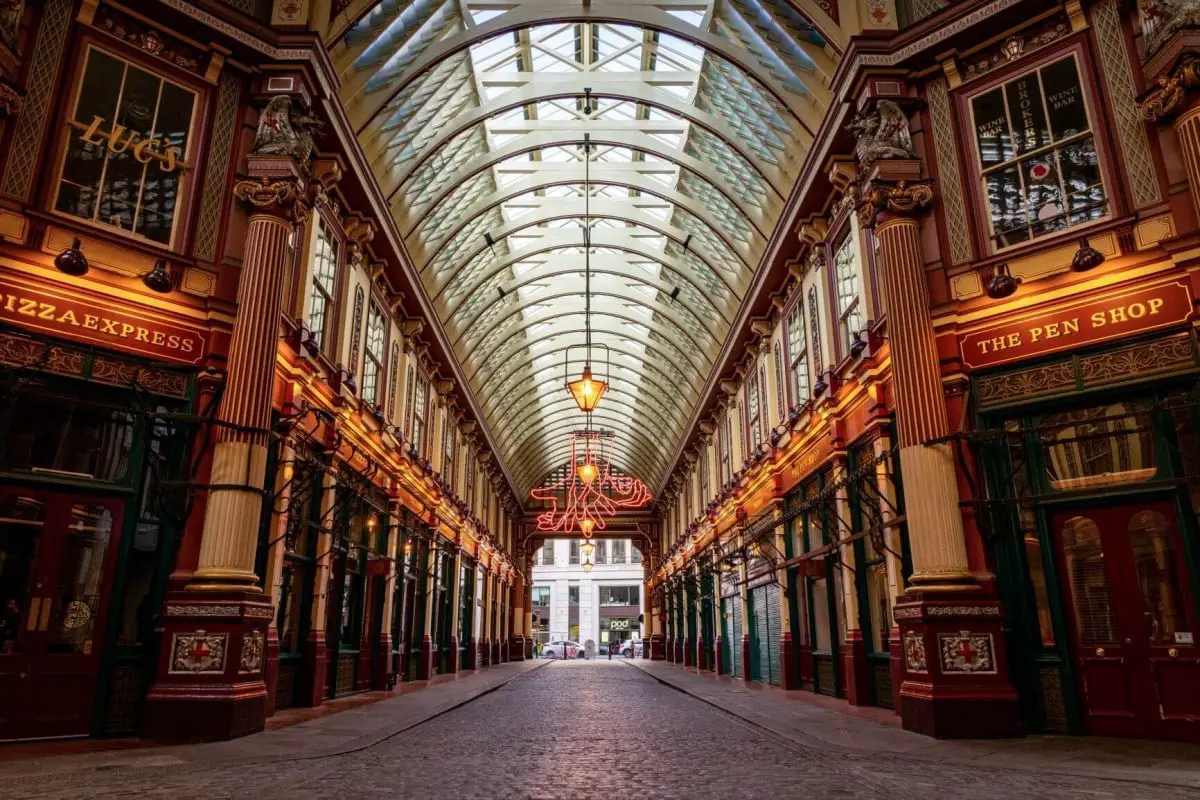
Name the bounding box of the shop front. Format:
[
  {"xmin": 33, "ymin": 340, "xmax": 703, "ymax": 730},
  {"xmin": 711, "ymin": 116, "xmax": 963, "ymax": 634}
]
[
  {"xmin": 967, "ymin": 278, "xmax": 1200, "ymax": 741},
  {"xmin": 0, "ymin": 282, "xmax": 205, "ymax": 740}
]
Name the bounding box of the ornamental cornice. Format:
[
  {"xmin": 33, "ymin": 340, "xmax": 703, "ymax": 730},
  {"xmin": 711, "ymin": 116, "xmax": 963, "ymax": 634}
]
[
  {"xmin": 232, "ymin": 174, "xmax": 307, "ymax": 221},
  {"xmin": 856, "ymin": 179, "xmax": 935, "ymax": 229},
  {"xmin": 1141, "ymin": 53, "xmax": 1200, "ymax": 123}
]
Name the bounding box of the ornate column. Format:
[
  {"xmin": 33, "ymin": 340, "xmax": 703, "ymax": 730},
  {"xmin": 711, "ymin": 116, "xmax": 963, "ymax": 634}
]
[
  {"xmin": 480, "ymin": 568, "xmax": 492, "ymax": 667},
  {"xmin": 374, "ymin": 500, "xmax": 401, "ymax": 689},
  {"xmin": 1142, "ymin": 55, "xmax": 1200, "ymax": 218},
  {"xmin": 447, "ymin": 545, "xmax": 462, "ymax": 674},
  {"xmin": 417, "ymin": 541, "xmax": 437, "ymax": 681},
  {"xmin": 143, "ymin": 157, "xmax": 308, "ymax": 740},
  {"xmin": 509, "ymin": 572, "xmax": 524, "ymax": 661},
  {"xmin": 857, "ymin": 157, "xmax": 1019, "ymax": 737}
]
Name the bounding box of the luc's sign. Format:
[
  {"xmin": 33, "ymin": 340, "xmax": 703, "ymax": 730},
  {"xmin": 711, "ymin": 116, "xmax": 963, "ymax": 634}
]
[
  {"xmin": 960, "ymin": 279, "xmax": 1194, "ymax": 369},
  {"xmin": 0, "ymin": 275, "xmax": 206, "ymax": 364},
  {"xmin": 77, "ymin": 115, "xmax": 182, "ymax": 172}
]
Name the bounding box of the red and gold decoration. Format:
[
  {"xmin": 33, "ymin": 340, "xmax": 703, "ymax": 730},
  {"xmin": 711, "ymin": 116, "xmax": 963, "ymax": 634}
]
[{"xmin": 530, "ymin": 431, "xmax": 652, "ymax": 535}]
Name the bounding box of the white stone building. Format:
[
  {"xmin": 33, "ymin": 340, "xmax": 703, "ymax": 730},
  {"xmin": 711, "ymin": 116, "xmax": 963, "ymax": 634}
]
[{"xmin": 530, "ymin": 539, "xmax": 645, "ymax": 653}]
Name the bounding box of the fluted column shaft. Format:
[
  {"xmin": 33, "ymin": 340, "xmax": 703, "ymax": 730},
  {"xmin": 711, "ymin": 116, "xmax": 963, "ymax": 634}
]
[
  {"xmin": 873, "ymin": 209, "xmax": 972, "ymax": 588},
  {"xmin": 1175, "ymin": 105, "xmax": 1200, "ymax": 220},
  {"xmin": 192, "ymin": 183, "xmax": 299, "ymax": 589}
]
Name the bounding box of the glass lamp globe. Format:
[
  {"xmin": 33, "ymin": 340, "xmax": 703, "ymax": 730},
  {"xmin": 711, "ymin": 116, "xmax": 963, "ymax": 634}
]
[{"xmin": 567, "ymin": 366, "xmax": 607, "ymax": 412}]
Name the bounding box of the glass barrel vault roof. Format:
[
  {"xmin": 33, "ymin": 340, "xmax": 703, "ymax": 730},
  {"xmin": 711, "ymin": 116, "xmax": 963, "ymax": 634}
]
[{"xmin": 333, "ymin": 1, "xmax": 833, "ymax": 497}]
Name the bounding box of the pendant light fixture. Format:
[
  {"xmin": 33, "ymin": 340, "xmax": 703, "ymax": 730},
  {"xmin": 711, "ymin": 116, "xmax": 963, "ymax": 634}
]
[
  {"xmin": 566, "ymin": 127, "xmax": 609, "ymax": 413},
  {"xmin": 581, "ymin": 541, "xmax": 595, "ymax": 559},
  {"xmin": 582, "ymin": 559, "xmax": 594, "ymax": 574}
]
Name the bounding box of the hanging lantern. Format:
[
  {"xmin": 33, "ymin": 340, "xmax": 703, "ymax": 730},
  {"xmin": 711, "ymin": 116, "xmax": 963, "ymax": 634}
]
[
  {"xmin": 581, "ymin": 541, "xmax": 595, "ymax": 559},
  {"xmin": 580, "ymin": 517, "xmax": 596, "ymax": 537},
  {"xmin": 582, "ymin": 559, "xmax": 594, "ymax": 573},
  {"xmin": 577, "ymin": 460, "xmax": 599, "ymax": 485},
  {"xmin": 567, "ymin": 365, "xmax": 607, "ymax": 413}
]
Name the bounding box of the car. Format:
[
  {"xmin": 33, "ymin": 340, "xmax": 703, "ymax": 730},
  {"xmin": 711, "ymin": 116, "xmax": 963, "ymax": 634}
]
[
  {"xmin": 619, "ymin": 640, "xmax": 643, "ymax": 658},
  {"xmin": 542, "ymin": 640, "xmax": 582, "ymax": 659},
  {"xmin": 597, "ymin": 644, "xmax": 608, "ymax": 656}
]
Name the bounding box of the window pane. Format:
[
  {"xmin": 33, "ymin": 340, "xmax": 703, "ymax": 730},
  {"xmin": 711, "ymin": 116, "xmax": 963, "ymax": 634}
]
[
  {"xmin": 1128, "ymin": 510, "xmax": 1188, "ymax": 646},
  {"xmin": 986, "ymin": 164, "xmax": 1029, "ymax": 247},
  {"xmin": 1005, "ymin": 71, "xmax": 1051, "ymax": 155},
  {"xmin": 1061, "ymin": 515, "xmax": 1118, "ymax": 645},
  {"xmin": 1024, "ymin": 534, "xmax": 1056, "ymax": 647},
  {"xmin": 45, "ymin": 504, "xmax": 114, "ymax": 654},
  {"xmin": 972, "ymin": 87, "xmax": 1013, "ymax": 168},
  {"xmin": 1041, "ymin": 57, "xmax": 1087, "ymax": 141},
  {"xmin": 0, "ymin": 495, "xmax": 45, "ymax": 655},
  {"xmin": 1022, "ymin": 154, "xmax": 1067, "ymax": 236}
]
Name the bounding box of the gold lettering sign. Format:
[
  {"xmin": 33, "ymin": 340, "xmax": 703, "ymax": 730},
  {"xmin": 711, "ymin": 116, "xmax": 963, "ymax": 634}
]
[
  {"xmin": 0, "ymin": 275, "xmax": 206, "ymax": 365},
  {"xmin": 78, "ymin": 115, "xmax": 181, "ymax": 172},
  {"xmin": 960, "ymin": 279, "xmax": 1194, "ymax": 369}
]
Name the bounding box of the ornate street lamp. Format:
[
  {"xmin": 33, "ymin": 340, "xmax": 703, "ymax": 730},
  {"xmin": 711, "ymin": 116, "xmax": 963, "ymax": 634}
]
[
  {"xmin": 582, "ymin": 559, "xmax": 594, "ymax": 574},
  {"xmin": 581, "ymin": 541, "xmax": 595, "ymax": 559}
]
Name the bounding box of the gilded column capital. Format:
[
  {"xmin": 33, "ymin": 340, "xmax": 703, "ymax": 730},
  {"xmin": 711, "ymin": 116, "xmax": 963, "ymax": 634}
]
[
  {"xmin": 1141, "ymin": 54, "xmax": 1200, "ymax": 123},
  {"xmin": 856, "ymin": 179, "xmax": 935, "ymax": 229},
  {"xmin": 232, "ymin": 174, "xmax": 307, "ymax": 221}
]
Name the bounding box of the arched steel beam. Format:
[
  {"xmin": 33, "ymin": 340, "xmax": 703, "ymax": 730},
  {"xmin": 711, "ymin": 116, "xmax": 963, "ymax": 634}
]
[
  {"xmin": 402, "ymin": 171, "xmax": 760, "ymax": 264},
  {"xmin": 366, "ymin": 81, "xmax": 791, "ymax": 193},
  {"xmin": 441, "ymin": 247, "xmax": 732, "ymax": 329},
  {"xmin": 493, "ymin": 396, "xmax": 682, "ymax": 458},
  {"xmin": 475, "ymin": 339, "xmax": 705, "ymax": 424},
  {"xmin": 395, "ymin": 131, "xmax": 772, "ymax": 233},
  {"xmin": 492, "ymin": 387, "xmax": 687, "ymax": 459},
  {"xmin": 505, "ymin": 414, "xmax": 672, "ymax": 481},
  {"xmin": 460, "ymin": 308, "xmax": 706, "ymax": 384},
  {"xmin": 481, "ymin": 349, "xmax": 697, "ymax": 430},
  {"xmin": 341, "ymin": 4, "xmax": 821, "ymax": 132},
  {"xmin": 431, "ymin": 226, "xmax": 743, "ymax": 306},
  {"xmin": 506, "ymin": 421, "xmax": 670, "ymax": 490},
  {"xmin": 464, "ymin": 325, "xmax": 705, "ymax": 401},
  {"xmin": 504, "ymin": 413, "xmax": 671, "ymax": 480},
  {"xmin": 451, "ymin": 287, "xmax": 716, "ymax": 356}
]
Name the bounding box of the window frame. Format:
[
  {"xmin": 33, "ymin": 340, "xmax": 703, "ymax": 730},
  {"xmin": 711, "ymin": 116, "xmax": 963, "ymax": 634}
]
[
  {"xmin": 360, "ymin": 299, "xmax": 388, "ymax": 408},
  {"xmin": 51, "ymin": 41, "xmax": 203, "ymax": 251},
  {"xmin": 306, "ymin": 212, "xmax": 342, "ymax": 356},
  {"xmin": 960, "ymin": 43, "xmax": 1115, "ymax": 256},
  {"xmin": 831, "ymin": 226, "xmax": 865, "ymax": 357},
  {"xmin": 785, "ymin": 295, "xmax": 809, "ymax": 410}
]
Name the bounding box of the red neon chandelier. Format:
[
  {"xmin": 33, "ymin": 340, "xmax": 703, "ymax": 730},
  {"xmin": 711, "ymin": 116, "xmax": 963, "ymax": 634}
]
[{"xmin": 530, "ymin": 432, "xmax": 652, "ymax": 535}]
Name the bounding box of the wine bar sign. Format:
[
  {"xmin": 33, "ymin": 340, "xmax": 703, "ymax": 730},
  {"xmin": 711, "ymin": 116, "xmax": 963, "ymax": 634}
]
[
  {"xmin": 960, "ymin": 279, "xmax": 1194, "ymax": 369},
  {"xmin": 0, "ymin": 275, "xmax": 207, "ymax": 365}
]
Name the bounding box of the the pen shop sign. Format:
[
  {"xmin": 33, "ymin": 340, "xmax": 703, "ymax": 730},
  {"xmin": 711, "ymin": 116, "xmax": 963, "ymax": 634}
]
[
  {"xmin": 0, "ymin": 276, "xmax": 206, "ymax": 365},
  {"xmin": 960, "ymin": 279, "xmax": 1194, "ymax": 369}
]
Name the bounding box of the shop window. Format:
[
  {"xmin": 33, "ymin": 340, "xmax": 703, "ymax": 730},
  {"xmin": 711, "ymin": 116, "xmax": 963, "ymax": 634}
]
[
  {"xmin": 3, "ymin": 392, "xmax": 134, "ymax": 482},
  {"xmin": 1061, "ymin": 515, "xmax": 1118, "ymax": 644},
  {"xmin": 786, "ymin": 300, "xmax": 810, "ymax": 407},
  {"xmin": 361, "ymin": 302, "xmax": 387, "ymax": 407},
  {"xmin": 1129, "ymin": 510, "xmax": 1188, "ymax": 646},
  {"xmin": 55, "ymin": 47, "xmax": 197, "ymax": 246},
  {"xmin": 569, "ymin": 584, "xmax": 579, "ymax": 606},
  {"xmin": 1038, "ymin": 402, "xmax": 1156, "ymax": 490},
  {"xmin": 969, "ymin": 54, "xmax": 1105, "ymax": 249},
  {"xmin": 833, "ymin": 230, "xmax": 865, "ymax": 354},
  {"xmin": 595, "ymin": 540, "xmax": 608, "ymax": 564},
  {"xmin": 570, "ymin": 540, "xmax": 580, "ymax": 564},
  {"xmin": 632, "ymin": 546, "xmax": 643, "ymax": 564},
  {"xmin": 600, "ymin": 585, "xmax": 639, "ymax": 606},
  {"xmin": 532, "ymin": 586, "xmax": 551, "ymax": 607},
  {"xmin": 307, "ymin": 218, "xmax": 339, "ymax": 354},
  {"xmin": 1024, "ymin": 532, "xmax": 1057, "ymax": 647},
  {"xmin": 612, "ymin": 539, "xmax": 626, "ymax": 563}
]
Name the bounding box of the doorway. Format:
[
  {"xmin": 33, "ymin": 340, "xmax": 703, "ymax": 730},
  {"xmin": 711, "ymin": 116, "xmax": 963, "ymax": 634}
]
[
  {"xmin": 1051, "ymin": 499, "xmax": 1200, "ymax": 741},
  {"xmin": 0, "ymin": 488, "xmax": 125, "ymax": 740}
]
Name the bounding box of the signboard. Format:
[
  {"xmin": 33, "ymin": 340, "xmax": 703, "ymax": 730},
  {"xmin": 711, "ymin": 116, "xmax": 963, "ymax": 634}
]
[
  {"xmin": 0, "ymin": 275, "xmax": 207, "ymax": 365},
  {"xmin": 960, "ymin": 279, "xmax": 1193, "ymax": 370}
]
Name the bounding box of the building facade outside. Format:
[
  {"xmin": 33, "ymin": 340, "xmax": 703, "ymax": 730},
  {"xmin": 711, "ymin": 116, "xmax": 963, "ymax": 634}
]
[{"xmin": 532, "ymin": 539, "xmax": 645, "ymax": 653}]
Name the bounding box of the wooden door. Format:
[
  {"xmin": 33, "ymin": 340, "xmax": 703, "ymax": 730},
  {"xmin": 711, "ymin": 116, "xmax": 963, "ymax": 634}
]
[
  {"xmin": 0, "ymin": 488, "xmax": 123, "ymax": 740},
  {"xmin": 1052, "ymin": 500, "xmax": 1200, "ymax": 741}
]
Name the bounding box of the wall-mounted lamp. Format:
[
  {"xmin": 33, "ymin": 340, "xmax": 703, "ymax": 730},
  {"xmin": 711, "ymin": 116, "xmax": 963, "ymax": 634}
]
[
  {"xmin": 142, "ymin": 258, "xmax": 174, "ymax": 293},
  {"xmin": 54, "ymin": 238, "xmax": 88, "ymax": 276},
  {"xmin": 1070, "ymin": 237, "xmax": 1105, "ymax": 273},
  {"xmin": 849, "ymin": 329, "xmax": 868, "ymax": 358},
  {"xmin": 332, "ymin": 365, "xmax": 358, "ymax": 394},
  {"xmin": 986, "ymin": 262, "xmax": 1021, "ymax": 299}
]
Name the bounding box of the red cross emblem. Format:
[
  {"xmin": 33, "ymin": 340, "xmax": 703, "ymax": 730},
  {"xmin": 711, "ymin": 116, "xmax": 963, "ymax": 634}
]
[
  {"xmin": 956, "ymin": 638, "xmax": 978, "ymax": 665},
  {"xmin": 189, "ymin": 639, "xmax": 212, "ymax": 664}
]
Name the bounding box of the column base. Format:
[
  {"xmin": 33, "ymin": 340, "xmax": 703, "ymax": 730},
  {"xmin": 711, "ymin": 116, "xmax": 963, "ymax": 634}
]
[
  {"xmin": 467, "ymin": 637, "xmax": 479, "ymax": 671},
  {"xmin": 842, "ymin": 630, "xmax": 871, "ymax": 706},
  {"xmin": 648, "ymin": 635, "xmax": 664, "ymax": 660},
  {"xmin": 896, "ymin": 590, "xmax": 1022, "ymax": 738},
  {"xmin": 683, "ymin": 637, "xmax": 693, "ymax": 667},
  {"xmin": 372, "ymin": 633, "xmax": 394, "ymax": 689},
  {"xmin": 780, "ymin": 632, "xmax": 799, "ymax": 690},
  {"xmin": 889, "ymin": 627, "xmax": 904, "ymax": 717},
  {"xmin": 448, "ymin": 637, "xmax": 460, "ymax": 674},
  {"xmin": 525, "ymin": 637, "xmax": 534, "ymax": 660},
  {"xmin": 480, "ymin": 638, "xmax": 490, "ymax": 668},
  {"xmin": 299, "ymin": 629, "xmax": 327, "ymax": 707},
  {"xmin": 491, "ymin": 638, "xmax": 501, "ymax": 664},
  {"xmin": 502, "ymin": 637, "xmax": 511, "ymax": 662},
  {"xmin": 417, "ymin": 635, "xmax": 435, "ymax": 681},
  {"xmin": 510, "ymin": 635, "xmax": 525, "ymax": 661},
  {"xmin": 741, "ymin": 634, "xmax": 751, "ymax": 682},
  {"xmin": 665, "ymin": 636, "xmax": 674, "ymax": 663},
  {"xmin": 715, "ymin": 635, "xmax": 724, "ymax": 675},
  {"xmin": 142, "ymin": 591, "xmax": 272, "ymax": 742}
]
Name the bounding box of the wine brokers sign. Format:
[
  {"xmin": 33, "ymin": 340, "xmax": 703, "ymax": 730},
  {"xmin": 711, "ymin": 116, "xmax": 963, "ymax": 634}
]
[
  {"xmin": 960, "ymin": 279, "xmax": 1194, "ymax": 369},
  {"xmin": 0, "ymin": 276, "xmax": 206, "ymax": 365}
]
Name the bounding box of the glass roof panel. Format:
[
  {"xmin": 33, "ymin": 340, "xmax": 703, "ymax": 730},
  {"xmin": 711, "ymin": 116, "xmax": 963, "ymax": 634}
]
[{"xmin": 341, "ymin": 0, "xmax": 829, "ymax": 496}]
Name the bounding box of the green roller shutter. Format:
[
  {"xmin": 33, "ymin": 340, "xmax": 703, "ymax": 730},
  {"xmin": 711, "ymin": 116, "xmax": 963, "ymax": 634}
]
[
  {"xmin": 750, "ymin": 584, "xmax": 783, "ymax": 686},
  {"xmin": 765, "ymin": 583, "xmax": 782, "ymax": 687},
  {"xmin": 725, "ymin": 595, "xmax": 744, "ymax": 678}
]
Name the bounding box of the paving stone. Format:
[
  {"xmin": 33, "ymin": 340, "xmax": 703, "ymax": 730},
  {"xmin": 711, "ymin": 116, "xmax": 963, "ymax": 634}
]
[{"xmin": 0, "ymin": 661, "xmax": 1195, "ymax": 799}]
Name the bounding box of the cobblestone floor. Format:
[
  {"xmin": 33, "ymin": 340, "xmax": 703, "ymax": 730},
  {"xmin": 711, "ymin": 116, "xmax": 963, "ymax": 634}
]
[{"xmin": 2, "ymin": 661, "xmax": 1196, "ymax": 799}]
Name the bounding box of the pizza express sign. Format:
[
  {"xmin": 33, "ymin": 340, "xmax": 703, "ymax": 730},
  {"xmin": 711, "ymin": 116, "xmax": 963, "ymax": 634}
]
[
  {"xmin": 0, "ymin": 277, "xmax": 206, "ymax": 364},
  {"xmin": 960, "ymin": 280, "xmax": 1194, "ymax": 369}
]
